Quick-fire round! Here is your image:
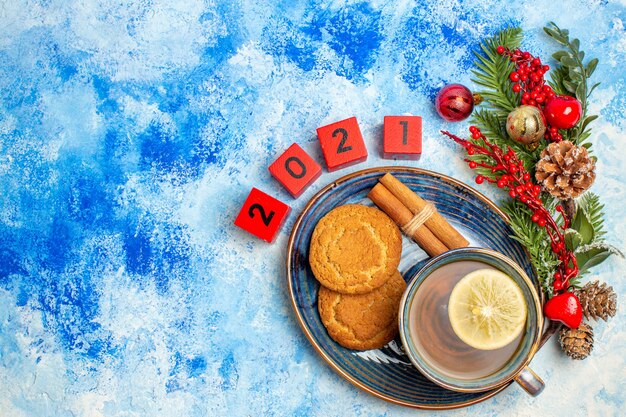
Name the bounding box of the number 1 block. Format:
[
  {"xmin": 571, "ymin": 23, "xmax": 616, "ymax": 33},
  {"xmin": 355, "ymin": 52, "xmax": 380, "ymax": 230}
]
[
  {"xmin": 269, "ymin": 143, "xmax": 322, "ymax": 198},
  {"xmin": 383, "ymin": 115, "xmax": 422, "ymax": 160},
  {"xmin": 234, "ymin": 188, "xmax": 290, "ymax": 243},
  {"xmin": 317, "ymin": 117, "xmax": 368, "ymax": 172}
]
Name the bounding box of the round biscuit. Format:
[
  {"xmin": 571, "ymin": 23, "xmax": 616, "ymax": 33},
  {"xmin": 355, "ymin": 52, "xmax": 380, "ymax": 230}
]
[
  {"xmin": 317, "ymin": 270, "xmax": 407, "ymax": 350},
  {"xmin": 309, "ymin": 204, "xmax": 402, "ymax": 294}
]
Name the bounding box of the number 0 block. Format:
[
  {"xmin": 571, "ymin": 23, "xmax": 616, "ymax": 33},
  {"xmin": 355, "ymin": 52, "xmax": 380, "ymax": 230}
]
[
  {"xmin": 383, "ymin": 115, "xmax": 422, "ymax": 160},
  {"xmin": 317, "ymin": 117, "xmax": 368, "ymax": 172},
  {"xmin": 234, "ymin": 187, "xmax": 290, "ymax": 243},
  {"xmin": 268, "ymin": 143, "xmax": 322, "ymax": 198}
]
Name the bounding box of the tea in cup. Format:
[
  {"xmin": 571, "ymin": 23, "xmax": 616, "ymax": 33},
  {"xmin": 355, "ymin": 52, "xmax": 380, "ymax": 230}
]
[{"xmin": 398, "ymin": 248, "xmax": 544, "ymax": 396}]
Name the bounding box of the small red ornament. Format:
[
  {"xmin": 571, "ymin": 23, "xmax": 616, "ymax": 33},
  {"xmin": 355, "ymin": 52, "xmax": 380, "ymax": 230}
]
[
  {"xmin": 435, "ymin": 84, "xmax": 479, "ymax": 122},
  {"xmin": 543, "ymin": 95, "xmax": 582, "ymax": 129},
  {"xmin": 544, "ymin": 292, "xmax": 583, "ymax": 329}
]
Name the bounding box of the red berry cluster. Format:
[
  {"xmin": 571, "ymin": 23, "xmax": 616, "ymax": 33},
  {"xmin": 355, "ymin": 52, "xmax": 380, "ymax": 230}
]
[
  {"xmin": 496, "ymin": 46, "xmax": 563, "ymax": 142},
  {"xmin": 442, "ymin": 127, "xmax": 579, "ymax": 293}
]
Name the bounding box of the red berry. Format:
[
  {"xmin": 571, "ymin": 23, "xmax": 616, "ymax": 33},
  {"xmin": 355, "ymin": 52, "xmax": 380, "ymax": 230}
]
[
  {"xmin": 523, "ymin": 173, "xmax": 531, "ymax": 181},
  {"xmin": 509, "ymin": 190, "xmax": 516, "ymax": 198},
  {"xmin": 512, "ymin": 83, "xmax": 521, "ymax": 93},
  {"xmin": 510, "ymin": 72, "xmax": 521, "ymax": 82},
  {"xmin": 522, "ymin": 52, "xmax": 531, "ymax": 60},
  {"xmin": 531, "ymin": 214, "xmax": 540, "ymax": 222},
  {"xmin": 475, "ymin": 175, "xmax": 484, "ymax": 184},
  {"xmin": 467, "ymin": 148, "xmax": 475, "ymax": 155},
  {"xmin": 497, "ymin": 46, "xmax": 505, "ymax": 54},
  {"xmin": 469, "ymin": 125, "xmax": 478, "ymax": 133},
  {"xmin": 497, "ymin": 180, "xmax": 505, "ymax": 188},
  {"xmin": 538, "ymin": 219, "xmax": 547, "ymax": 227},
  {"xmin": 469, "ymin": 161, "xmax": 477, "ymax": 169}
]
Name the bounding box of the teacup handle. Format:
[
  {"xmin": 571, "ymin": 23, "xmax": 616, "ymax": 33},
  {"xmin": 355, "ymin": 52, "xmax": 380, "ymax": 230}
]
[{"xmin": 514, "ymin": 367, "xmax": 545, "ymax": 396}]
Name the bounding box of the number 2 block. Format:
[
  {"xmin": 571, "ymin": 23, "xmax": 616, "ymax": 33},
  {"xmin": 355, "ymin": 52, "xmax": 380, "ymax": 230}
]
[
  {"xmin": 383, "ymin": 115, "xmax": 422, "ymax": 160},
  {"xmin": 317, "ymin": 117, "xmax": 368, "ymax": 172},
  {"xmin": 269, "ymin": 143, "xmax": 322, "ymax": 198},
  {"xmin": 234, "ymin": 188, "xmax": 291, "ymax": 243}
]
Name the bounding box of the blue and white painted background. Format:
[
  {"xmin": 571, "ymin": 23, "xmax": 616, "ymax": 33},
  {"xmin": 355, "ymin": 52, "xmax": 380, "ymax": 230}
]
[{"xmin": 1, "ymin": 1, "xmax": 625, "ymax": 416}]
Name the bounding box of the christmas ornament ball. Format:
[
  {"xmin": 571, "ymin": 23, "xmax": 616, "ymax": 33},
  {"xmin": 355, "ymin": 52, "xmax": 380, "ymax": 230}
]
[
  {"xmin": 544, "ymin": 95, "xmax": 582, "ymax": 129},
  {"xmin": 435, "ymin": 84, "xmax": 476, "ymax": 122},
  {"xmin": 506, "ymin": 105, "xmax": 547, "ymax": 145}
]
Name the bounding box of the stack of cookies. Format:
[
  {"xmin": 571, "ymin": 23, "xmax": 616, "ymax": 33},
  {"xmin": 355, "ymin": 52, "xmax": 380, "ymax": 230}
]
[{"xmin": 309, "ymin": 204, "xmax": 407, "ymax": 350}]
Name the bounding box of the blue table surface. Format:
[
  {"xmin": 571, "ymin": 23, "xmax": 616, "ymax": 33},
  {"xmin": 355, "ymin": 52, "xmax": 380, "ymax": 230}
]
[{"xmin": 1, "ymin": 1, "xmax": 625, "ymax": 416}]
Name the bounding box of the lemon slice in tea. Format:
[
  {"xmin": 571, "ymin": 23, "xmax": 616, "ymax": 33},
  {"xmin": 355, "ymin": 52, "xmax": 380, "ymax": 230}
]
[{"xmin": 448, "ymin": 268, "xmax": 527, "ymax": 350}]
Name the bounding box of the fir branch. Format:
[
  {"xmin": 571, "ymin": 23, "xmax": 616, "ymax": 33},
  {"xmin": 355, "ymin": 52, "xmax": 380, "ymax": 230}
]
[
  {"xmin": 471, "ymin": 27, "xmax": 523, "ymax": 116},
  {"xmin": 503, "ymin": 199, "xmax": 560, "ymax": 296},
  {"xmin": 544, "ymin": 22, "xmax": 599, "ymax": 148},
  {"xmin": 469, "ymin": 27, "xmax": 540, "ymax": 179}
]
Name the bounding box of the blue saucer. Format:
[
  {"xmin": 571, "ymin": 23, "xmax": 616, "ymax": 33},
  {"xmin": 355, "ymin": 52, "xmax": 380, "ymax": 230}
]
[{"xmin": 286, "ymin": 167, "xmax": 541, "ymax": 409}]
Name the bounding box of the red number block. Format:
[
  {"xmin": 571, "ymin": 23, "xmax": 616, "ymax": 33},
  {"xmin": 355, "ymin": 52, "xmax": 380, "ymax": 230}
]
[
  {"xmin": 316, "ymin": 117, "xmax": 368, "ymax": 172},
  {"xmin": 383, "ymin": 115, "xmax": 422, "ymax": 160},
  {"xmin": 234, "ymin": 187, "xmax": 290, "ymax": 243},
  {"xmin": 268, "ymin": 143, "xmax": 322, "ymax": 198}
]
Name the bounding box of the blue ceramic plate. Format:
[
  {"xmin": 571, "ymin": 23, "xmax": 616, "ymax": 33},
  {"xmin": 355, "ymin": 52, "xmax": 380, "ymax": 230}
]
[{"xmin": 286, "ymin": 167, "xmax": 542, "ymax": 409}]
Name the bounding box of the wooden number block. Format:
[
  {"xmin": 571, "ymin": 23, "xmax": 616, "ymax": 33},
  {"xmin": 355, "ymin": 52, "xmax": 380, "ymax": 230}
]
[
  {"xmin": 234, "ymin": 187, "xmax": 291, "ymax": 243},
  {"xmin": 268, "ymin": 143, "xmax": 322, "ymax": 198},
  {"xmin": 316, "ymin": 117, "xmax": 368, "ymax": 172},
  {"xmin": 383, "ymin": 115, "xmax": 422, "ymax": 160}
]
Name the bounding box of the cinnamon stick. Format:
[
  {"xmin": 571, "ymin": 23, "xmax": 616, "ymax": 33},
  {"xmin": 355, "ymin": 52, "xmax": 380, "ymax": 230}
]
[
  {"xmin": 379, "ymin": 173, "xmax": 469, "ymax": 249},
  {"xmin": 367, "ymin": 183, "xmax": 448, "ymax": 257}
]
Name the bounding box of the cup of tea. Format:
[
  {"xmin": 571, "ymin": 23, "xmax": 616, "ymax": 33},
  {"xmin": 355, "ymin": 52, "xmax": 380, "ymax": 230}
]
[{"xmin": 398, "ymin": 247, "xmax": 545, "ymax": 396}]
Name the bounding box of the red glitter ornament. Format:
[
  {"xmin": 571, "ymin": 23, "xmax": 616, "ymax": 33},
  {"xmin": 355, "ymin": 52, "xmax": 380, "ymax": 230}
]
[{"xmin": 435, "ymin": 84, "xmax": 479, "ymax": 122}]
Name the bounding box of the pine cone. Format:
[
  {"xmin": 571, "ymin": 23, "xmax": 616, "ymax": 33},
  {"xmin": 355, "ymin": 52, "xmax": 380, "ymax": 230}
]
[
  {"xmin": 559, "ymin": 323, "xmax": 594, "ymax": 360},
  {"xmin": 535, "ymin": 141, "xmax": 596, "ymax": 199},
  {"xmin": 576, "ymin": 281, "xmax": 617, "ymax": 321}
]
